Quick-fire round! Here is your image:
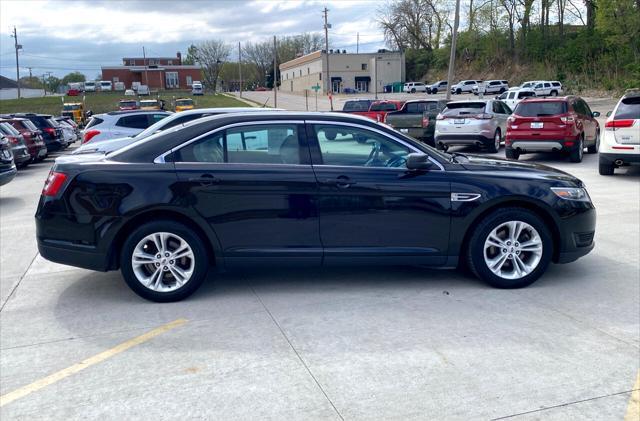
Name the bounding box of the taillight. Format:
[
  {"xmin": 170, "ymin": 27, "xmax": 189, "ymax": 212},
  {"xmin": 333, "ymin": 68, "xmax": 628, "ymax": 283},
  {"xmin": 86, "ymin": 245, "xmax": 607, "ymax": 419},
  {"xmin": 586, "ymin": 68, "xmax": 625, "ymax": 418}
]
[
  {"xmin": 605, "ymin": 119, "xmax": 635, "ymax": 130},
  {"xmin": 507, "ymin": 116, "xmax": 516, "ymax": 124},
  {"xmin": 560, "ymin": 115, "xmax": 576, "ymax": 123},
  {"xmin": 473, "ymin": 113, "xmax": 494, "ymax": 120},
  {"xmin": 7, "ymin": 136, "xmax": 19, "ymax": 145},
  {"xmin": 436, "ymin": 114, "xmax": 444, "ymax": 120},
  {"xmin": 42, "ymin": 171, "xmax": 68, "ymax": 197},
  {"xmin": 43, "ymin": 127, "xmax": 56, "ymax": 136},
  {"xmin": 83, "ymin": 130, "xmax": 100, "ymax": 143}
]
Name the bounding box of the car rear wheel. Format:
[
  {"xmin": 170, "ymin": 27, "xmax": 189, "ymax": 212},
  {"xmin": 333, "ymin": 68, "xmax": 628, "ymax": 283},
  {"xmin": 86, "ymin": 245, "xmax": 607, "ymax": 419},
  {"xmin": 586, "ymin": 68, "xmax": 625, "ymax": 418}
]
[
  {"xmin": 505, "ymin": 148, "xmax": 519, "ymax": 160},
  {"xmin": 569, "ymin": 137, "xmax": 584, "ymax": 163},
  {"xmin": 488, "ymin": 129, "xmax": 501, "ymax": 153},
  {"xmin": 432, "ymin": 88, "xmax": 438, "ymax": 94},
  {"xmin": 411, "ymin": 88, "xmax": 416, "ymax": 93},
  {"xmin": 467, "ymin": 208, "xmax": 552, "ymax": 289},
  {"xmin": 120, "ymin": 220, "xmax": 209, "ymax": 302},
  {"xmin": 550, "ymin": 90, "xmax": 558, "ymax": 96},
  {"xmin": 599, "ymin": 162, "xmax": 615, "ymax": 175}
]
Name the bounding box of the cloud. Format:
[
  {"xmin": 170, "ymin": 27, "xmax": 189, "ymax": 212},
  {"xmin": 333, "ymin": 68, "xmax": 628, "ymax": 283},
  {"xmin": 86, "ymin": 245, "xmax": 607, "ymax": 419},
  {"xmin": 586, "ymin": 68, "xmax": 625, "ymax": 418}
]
[{"xmin": 0, "ymin": 0, "xmax": 386, "ymax": 78}]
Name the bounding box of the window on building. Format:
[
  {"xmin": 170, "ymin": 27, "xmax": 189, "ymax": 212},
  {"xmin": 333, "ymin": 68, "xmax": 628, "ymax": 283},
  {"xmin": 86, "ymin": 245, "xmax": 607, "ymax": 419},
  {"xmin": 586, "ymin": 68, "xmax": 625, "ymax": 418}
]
[
  {"xmin": 149, "ymin": 59, "xmax": 158, "ymax": 65},
  {"xmin": 166, "ymin": 72, "xmax": 179, "ymax": 88},
  {"xmin": 113, "ymin": 77, "xmax": 119, "ymax": 83},
  {"xmin": 168, "ymin": 60, "xmax": 174, "ymax": 65},
  {"xmin": 307, "ymin": 67, "xmax": 310, "ymax": 75},
  {"xmin": 186, "ymin": 76, "xmax": 193, "ymax": 86},
  {"xmin": 319, "ymin": 73, "xmax": 322, "ymax": 80},
  {"xmin": 361, "ymin": 63, "xmax": 367, "ymax": 70},
  {"xmin": 299, "ymin": 69, "xmax": 302, "ymax": 77}
]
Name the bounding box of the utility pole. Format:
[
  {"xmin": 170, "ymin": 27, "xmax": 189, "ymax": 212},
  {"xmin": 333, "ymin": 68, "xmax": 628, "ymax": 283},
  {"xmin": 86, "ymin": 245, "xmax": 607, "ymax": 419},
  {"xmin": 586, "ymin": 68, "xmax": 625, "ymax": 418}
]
[
  {"xmin": 238, "ymin": 41, "xmax": 242, "ymax": 98},
  {"xmin": 323, "ymin": 8, "xmax": 331, "ymax": 95},
  {"xmin": 357, "ymin": 32, "xmax": 359, "ymax": 54},
  {"xmin": 41, "ymin": 74, "xmax": 46, "ymax": 96},
  {"xmin": 374, "ymin": 56, "xmax": 378, "ymax": 100},
  {"xmin": 446, "ymin": 0, "xmax": 461, "ymax": 101},
  {"xmin": 142, "ymin": 46, "xmax": 149, "ymax": 86},
  {"xmin": 11, "ymin": 27, "xmax": 21, "ymax": 99},
  {"xmin": 27, "ymin": 67, "xmax": 32, "ymax": 79},
  {"xmin": 44, "ymin": 71, "xmax": 53, "ymax": 94},
  {"xmin": 273, "ymin": 35, "xmax": 277, "ymax": 108}
]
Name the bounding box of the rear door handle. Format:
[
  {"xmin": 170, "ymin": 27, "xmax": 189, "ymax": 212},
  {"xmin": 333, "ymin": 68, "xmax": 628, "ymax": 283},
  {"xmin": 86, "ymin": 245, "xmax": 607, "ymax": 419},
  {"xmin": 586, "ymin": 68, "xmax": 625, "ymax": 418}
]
[{"xmin": 188, "ymin": 174, "xmax": 220, "ymax": 186}]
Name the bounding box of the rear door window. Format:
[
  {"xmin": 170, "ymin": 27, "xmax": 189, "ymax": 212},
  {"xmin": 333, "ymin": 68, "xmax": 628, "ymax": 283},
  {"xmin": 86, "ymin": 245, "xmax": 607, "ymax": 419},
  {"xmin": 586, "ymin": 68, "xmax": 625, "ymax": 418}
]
[
  {"xmin": 116, "ymin": 115, "xmax": 150, "ymax": 129},
  {"xmin": 614, "ymin": 96, "xmax": 640, "ymax": 119},
  {"xmin": 515, "ymin": 101, "xmax": 567, "ymax": 117}
]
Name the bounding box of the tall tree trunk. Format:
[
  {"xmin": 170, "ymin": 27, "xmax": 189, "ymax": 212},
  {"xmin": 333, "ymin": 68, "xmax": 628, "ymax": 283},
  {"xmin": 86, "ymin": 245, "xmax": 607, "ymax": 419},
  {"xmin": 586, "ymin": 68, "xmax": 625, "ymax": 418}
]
[{"xmin": 585, "ymin": 0, "xmax": 596, "ymax": 29}]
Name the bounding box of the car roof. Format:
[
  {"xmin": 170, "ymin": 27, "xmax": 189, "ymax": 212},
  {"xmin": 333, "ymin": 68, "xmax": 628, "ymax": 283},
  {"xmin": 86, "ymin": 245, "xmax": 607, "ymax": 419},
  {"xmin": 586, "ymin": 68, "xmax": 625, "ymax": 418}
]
[
  {"xmin": 445, "ymin": 99, "xmax": 489, "ymax": 105},
  {"xmin": 404, "ymin": 99, "xmax": 442, "ymax": 103},
  {"xmin": 105, "ymin": 110, "xmax": 172, "ymax": 116}
]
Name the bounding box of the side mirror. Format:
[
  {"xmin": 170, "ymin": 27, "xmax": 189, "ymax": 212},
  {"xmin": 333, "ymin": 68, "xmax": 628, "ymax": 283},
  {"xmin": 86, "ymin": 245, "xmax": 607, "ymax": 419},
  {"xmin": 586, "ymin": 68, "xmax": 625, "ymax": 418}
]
[
  {"xmin": 406, "ymin": 153, "xmax": 434, "ymax": 170},
  {"xmin": 592, "ymin": 111, "xmax": 600, "ymax": 118},
  {"xmin": 606, "ymin": 111, "xmax": 612, "ymax": 117}
]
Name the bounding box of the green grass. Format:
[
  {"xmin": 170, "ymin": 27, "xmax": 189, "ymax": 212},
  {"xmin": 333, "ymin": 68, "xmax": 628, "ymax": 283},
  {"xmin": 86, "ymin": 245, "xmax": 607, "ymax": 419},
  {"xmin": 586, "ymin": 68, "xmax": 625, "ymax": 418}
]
[{"xmin": 0, "ymin": 91, "xmax": 250, "ymax": 116}]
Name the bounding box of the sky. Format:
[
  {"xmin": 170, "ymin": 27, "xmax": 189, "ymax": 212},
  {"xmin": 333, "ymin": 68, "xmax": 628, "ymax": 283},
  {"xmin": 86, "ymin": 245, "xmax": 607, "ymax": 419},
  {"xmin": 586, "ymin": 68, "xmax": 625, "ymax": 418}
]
[{"xmin": 0, "ymin": 0, "xmax": 386, "ymax": 80}]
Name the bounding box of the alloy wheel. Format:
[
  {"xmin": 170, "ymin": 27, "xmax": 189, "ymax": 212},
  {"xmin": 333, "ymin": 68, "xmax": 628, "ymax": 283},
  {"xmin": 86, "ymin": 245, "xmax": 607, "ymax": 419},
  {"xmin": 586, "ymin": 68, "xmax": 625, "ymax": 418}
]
[
  {"xmin": 483, "ymin": 221, "xmax": 543, "ymax": 280},
  {"xmin": 131, "ymin": 232, "xmax": 195, "ymax": 292},
  {"xmin": 494, "ymin": 131, "xmax": 501, "ymax": 151}
]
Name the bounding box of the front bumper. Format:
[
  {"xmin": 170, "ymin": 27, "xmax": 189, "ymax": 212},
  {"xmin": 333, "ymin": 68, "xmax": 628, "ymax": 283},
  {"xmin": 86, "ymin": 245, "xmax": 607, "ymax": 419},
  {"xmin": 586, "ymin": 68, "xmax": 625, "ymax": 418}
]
[
  {"xmin": 555, "ymin": 203, "xmax": 596, "ymax": 264},
  {"xmin": 0, "ymin": 166, "xmax": 17, "ymax": 186}
]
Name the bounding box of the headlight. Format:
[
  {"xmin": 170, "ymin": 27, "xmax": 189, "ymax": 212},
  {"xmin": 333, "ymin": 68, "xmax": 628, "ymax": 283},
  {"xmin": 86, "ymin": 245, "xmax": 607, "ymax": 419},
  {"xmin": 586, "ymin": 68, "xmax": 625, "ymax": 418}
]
[{"xmin": 550, "ymin": 187, "xmax": 591, "ymax": 202}]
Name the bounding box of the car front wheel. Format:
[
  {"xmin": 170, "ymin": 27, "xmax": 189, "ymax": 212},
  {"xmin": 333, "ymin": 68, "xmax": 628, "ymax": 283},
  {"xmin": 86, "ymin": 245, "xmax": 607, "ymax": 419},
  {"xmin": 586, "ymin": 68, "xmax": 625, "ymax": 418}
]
[
  {"xmin": 120, "ymin": 220, "xmax": 209, "ymax": 302},
  {"xmin": 569, "ymin": 137, "xmax": 584, "ymax": 163},
  {"xmin": 467, "ymin": 208, "xmax": 552, "ymax": 288}
]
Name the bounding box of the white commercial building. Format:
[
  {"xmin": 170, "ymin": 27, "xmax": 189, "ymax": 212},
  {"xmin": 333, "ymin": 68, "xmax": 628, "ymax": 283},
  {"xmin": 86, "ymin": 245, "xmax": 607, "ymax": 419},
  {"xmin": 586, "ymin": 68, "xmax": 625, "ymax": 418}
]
[{"xmin": 279, "ymin": 49, "xmax": 405, "ymax": 95}]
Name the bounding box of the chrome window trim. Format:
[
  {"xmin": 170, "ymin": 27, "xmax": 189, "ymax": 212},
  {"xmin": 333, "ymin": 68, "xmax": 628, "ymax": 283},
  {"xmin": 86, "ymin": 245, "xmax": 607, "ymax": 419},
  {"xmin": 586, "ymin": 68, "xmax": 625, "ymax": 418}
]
[
  {"xmin": 153, "ymin": 120, "xmax": 306, "ymax": 164},
  {"xmin": 305, "ymin": 120, "xmax": 445, "ymax": 171}
]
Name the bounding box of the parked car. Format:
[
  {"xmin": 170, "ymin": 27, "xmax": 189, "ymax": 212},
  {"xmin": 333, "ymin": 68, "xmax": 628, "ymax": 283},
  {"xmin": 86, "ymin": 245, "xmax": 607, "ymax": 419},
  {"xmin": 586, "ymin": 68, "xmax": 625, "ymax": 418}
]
[
  {"xmin": 81, "ymin": 110, "xmax": 172, "ymax": 144},
  {"xmin": 473, "ymin": 80, "xmax": 509, "ymax": 95},
  {"xmin": 119, "ymin": 99, "xmax": 140, "ymax": 111},
  {"xmin": 84, "ymin": 81, "xmax": 96, "ymax": 92},
  {"xmin": 54, "ymin": 117, "xmax": 79, "ymax": 144},
  {"xmin": 140, "ymin": 99, "xmax": 163, "ymax": 110},
  {"xmin": 0, "ymin": 133, "xmax": 16, "ymax": 186},
  {"xmin": 529, "ymin": 81, "xmax": 559, "ymax": 97},
  {"xmin": 341, "ymin": 99, "xmax": 373, "ymax": 114},
  {"xmin": 137, "ymin": 85, "xmax": 150, "ymax": 96},
  {"xmin": 175, "ymin": 98, "xmax": 195, "ymax": 112},
  {"xmin": 36, "ymin": 111, "xmax": 596, "ymax": 301},
  {"xmin": 4, "ymin": 117, "xmax": 47, "ymax": 162},
  {"xmin": 496, "ymin": 87, "xmax": 536, "ymax": 110},
  {"xmin": 361, "ymin": 100, "xmax": 405, "ymax": 122},
  {"xmin": 10, "ymin": 113, "xmax": 65, "ymax": 152},
  {"xmin": 385, "ymin": 99, "xmax": 449, "ymax": 146},
  {"xmin": 598, "ymin": 89, "xmax": 640, "ymax": 175},
  {"xmin": 434, "ymin": 99, "xmax": 512, "ymax": 152},
  {"xmin": 403, "ymin": 82, "xmax": 428, "ymax": 93},
  {"xmin": 550, "ymin": 81, "xmax": 564, "ymax": 96},
  {"xmin": 0, "ymin": 122, "xmax": 31, "ymax": 168},
  {"xmin": 451, "ymin": 80, "xmax": 483, "ymax": 95},
  {"xmin": 505, "ymin": 96, "xmax": 600, "ymax": 162},
  {"xmin": 254, "ymin": 86, "xmax": 268, "ymax": 92},
  {"xmin": 99, "ymin": 80, "xmax": 113, "ymax": 92},
  {"xmin": 427, "ymin": 80, "xmax": 448, "ymax": 94},
  {"xmin": 191, "ymin": 82, "xmax": 204, "ymax": 95},
  {"xmin": 124, "ymin": 89, "xmax": 136, "ymax": 96},
  {"xmin": 74, "ymin": 108, "xmax": 279, "ymax": 155}
]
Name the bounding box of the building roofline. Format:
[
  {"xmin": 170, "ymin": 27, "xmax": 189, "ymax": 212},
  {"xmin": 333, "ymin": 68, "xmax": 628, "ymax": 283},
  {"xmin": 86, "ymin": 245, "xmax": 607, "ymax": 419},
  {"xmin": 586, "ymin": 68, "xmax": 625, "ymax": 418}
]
[
  {"xmin": 279, "ymin": 49, "xmax": 404, "ymax": 70},
  {"xmin": 101, "ymin": 65, "xmax": 201, "ymax": 70}
]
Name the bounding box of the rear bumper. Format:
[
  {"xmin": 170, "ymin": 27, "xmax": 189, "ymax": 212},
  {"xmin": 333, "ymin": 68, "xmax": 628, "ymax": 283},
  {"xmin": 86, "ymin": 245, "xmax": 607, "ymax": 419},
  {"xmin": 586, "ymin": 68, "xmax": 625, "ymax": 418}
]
[
  {"xmin": 37, "ymin": 239, "xmax": 110, "ymax": 272},
  {"xmin": 600, "ymin": 152, "xmax": 640, "ymax": 166},
  {"xmin": 507, "ymin": 139, "xmax": 580, "ymax": 154},
  {"xmin": 435, "ymin": 134, "xmax": 492, "ymax": 147},
  {"xmin": 44, "ymin": 139, "xmax": 64, "ymax": 152}
]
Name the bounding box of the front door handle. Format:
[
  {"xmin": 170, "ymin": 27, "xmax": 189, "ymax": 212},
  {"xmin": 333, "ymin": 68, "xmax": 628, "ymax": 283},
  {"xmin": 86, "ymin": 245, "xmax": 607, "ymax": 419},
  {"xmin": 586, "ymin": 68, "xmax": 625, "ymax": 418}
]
[
  {"xmin": 188, "ymin": 174, "xmax": 220, "ymax": 186},
  {"xmin": 321, "ymin": 176, "xmax": 356, "ymax": 189}
]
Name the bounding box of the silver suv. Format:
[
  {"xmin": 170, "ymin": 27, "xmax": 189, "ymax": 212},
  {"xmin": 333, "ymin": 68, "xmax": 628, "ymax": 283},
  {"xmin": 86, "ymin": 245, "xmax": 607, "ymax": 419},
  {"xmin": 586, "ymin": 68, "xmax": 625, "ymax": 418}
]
[
  {"xmin": 434, "ymin": 99, "xmax": 512, "ymax": 152},
  {"xmin": 81, "ymin": 110, "xmax": 172, "ymax": 144}
]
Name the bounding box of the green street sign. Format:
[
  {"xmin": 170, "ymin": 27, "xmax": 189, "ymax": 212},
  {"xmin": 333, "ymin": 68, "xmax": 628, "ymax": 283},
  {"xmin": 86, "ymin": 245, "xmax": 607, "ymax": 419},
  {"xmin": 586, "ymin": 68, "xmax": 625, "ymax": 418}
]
[{"xmin": 311, "ymin": 84, "xmax": 321, "ymax": 92}]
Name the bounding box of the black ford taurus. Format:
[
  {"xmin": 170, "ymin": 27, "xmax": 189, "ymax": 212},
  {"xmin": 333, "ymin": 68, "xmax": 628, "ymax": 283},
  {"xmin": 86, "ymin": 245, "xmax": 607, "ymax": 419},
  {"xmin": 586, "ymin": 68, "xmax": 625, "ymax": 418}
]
[{"xmin": 36, "ymin": 112, "xmax": 596, "ymax": 302}]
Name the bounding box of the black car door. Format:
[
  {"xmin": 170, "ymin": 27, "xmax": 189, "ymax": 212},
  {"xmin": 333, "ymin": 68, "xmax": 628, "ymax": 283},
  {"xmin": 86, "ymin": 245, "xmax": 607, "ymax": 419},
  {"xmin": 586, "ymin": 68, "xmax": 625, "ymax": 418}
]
[
  {"xmin": 307, "ymin": 121, "xmax": 451, "ymax": 266},
  {"xmin": 172, "ymin": 121, "xmax": 321, "ymax": 266}
]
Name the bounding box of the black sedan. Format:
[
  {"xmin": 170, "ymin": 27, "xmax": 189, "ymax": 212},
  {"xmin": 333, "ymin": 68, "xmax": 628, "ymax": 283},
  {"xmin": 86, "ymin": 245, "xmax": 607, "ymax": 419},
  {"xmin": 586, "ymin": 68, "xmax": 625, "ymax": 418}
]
[{"xmin": 36, "ymin": 112, "xmax": 596, "ymax": 302}]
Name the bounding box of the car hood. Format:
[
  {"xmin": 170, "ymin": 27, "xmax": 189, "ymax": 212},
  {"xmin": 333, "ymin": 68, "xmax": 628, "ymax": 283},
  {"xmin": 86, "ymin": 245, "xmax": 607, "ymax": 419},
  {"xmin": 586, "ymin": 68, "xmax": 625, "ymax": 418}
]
[{"xmin": 459, "ymin": 154, "xmax": 582, "ymax": 185}]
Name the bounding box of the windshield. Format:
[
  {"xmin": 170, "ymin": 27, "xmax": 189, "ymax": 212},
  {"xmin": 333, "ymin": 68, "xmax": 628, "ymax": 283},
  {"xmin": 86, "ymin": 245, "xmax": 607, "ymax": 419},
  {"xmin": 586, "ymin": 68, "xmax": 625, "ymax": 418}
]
[
  {"xmin": 370, "ymin": 103, "xmax": 398, "ymax": 111},
  {"xmin": 176, "ymin": 100, "xmax": 193, "ymax": 106},
  {"xmin": 515, "ymin": 101, "xmax": 567, "ymax": 117},
  {"xmin": 63, "ymin": 104, "xmax": 80, "ymax": 111},
  {"xmin": 343, "ymin": 101, "xmax": 370, "ymax": 111},
  {"xmin": 100, "ymin": 82, "xmax": 111, "ymax": 87},
  {"xmin": 141, "ymin": 101, "xmax": 158, "ymax": 107},
  {"xmin": 442, "ymin": 102, "xmax": 486, "ymax": 116},
  {"xmin": 120, "ymin": 101, "xmax": 138, "ymax": 108}
]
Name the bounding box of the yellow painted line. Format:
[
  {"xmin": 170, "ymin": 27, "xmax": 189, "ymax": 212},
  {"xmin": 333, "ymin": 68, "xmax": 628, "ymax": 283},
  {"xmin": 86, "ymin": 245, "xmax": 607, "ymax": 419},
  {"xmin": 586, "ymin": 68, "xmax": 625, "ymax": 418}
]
[
  {"xmin": 625, "ymin": 371, "xmax": 640, "ymax": 421},
  {"xmin": 0, "ymin": 318, "xmax": 188, "ymax": 407}
]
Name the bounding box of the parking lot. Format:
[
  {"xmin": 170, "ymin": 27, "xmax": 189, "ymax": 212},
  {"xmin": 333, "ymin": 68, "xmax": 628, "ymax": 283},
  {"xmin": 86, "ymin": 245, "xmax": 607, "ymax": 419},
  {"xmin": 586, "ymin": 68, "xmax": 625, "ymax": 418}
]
[{"xmin": 1, "ymin": 111, "xmax": 638, "ymax": 419}]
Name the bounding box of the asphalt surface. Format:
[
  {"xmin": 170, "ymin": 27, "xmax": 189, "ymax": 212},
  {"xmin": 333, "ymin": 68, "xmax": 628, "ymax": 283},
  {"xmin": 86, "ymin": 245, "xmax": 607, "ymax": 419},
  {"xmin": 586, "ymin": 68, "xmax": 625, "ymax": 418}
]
[{"xmin": 0, "ymin": 108, "xmax": 638, "ymax": 420}]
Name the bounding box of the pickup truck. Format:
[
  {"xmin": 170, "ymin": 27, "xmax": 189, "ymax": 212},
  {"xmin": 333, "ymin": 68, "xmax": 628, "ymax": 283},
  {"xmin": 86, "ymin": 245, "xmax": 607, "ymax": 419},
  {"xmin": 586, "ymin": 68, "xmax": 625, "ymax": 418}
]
[
  {"xmin": 360, "ymin": 100, "xmax": 405, "ymax": 122},
  {"xmin": 384, "ymin": 99, "xmax": 449, "ymax": 145},
  {"xmin": 341, "ymin": 99, "xmax": 373, "ymax": 114}
]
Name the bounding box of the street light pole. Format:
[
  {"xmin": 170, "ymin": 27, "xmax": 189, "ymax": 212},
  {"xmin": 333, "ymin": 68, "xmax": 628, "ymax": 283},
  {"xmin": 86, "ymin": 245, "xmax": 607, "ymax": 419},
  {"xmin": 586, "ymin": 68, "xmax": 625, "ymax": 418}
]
[
  {"xmin": 273, "ymin": 35, "xmax": 277, "ymax": 108},
  {"xmin": 11, "ymin": 27, "xmax": 21, "ymax": 99},
  {"xmin": 323, "ymin": 7, "xmax": 331, "ymax": 97},
  {"xmin": 238, "ymin": 42, "xmax": 243, "ymax": 98},
  {"xmin": 446, "ymin": 0, "xmax": 461, "ymax": 101}
]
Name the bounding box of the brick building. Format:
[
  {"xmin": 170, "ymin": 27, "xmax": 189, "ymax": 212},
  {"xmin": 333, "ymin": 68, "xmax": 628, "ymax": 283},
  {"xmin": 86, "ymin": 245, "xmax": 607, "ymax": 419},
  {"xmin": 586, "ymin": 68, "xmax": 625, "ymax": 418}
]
[{"xmin": 101, "ymin": 53, "xmax": 201, "ymax": 90}]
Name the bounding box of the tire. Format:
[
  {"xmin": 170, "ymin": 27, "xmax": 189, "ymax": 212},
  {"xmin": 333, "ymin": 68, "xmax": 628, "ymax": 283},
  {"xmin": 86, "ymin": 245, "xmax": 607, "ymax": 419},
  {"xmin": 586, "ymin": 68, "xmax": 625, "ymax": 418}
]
[
  {"xmin": 505, "ymin": 148, "xmax": 519, "ymax": 160},
  {"xmin": 411, "ymin": 88, "xmax": 416, "ymax": 93},
  {"xmin": 587, "ymin": 130, "xmax": 599, "ymax": 153},
  {"xmin": 569, "ymin": 137, "xmax": 584, "ymax": 163},
  {"xmin": 436, "ymin": 142, "xmax": 448, "ymax": 152},
  {"xmin": 456, "ymin": 88, "xmax": 462, "ymax": 95},
  {"xmin": 466, "ymin": 208, "xmax": 553, "ymax": 289},
  {"xmin": 599, "ymin": 162, "xmax": 615, "ymax": 175},
  {"xmin": 432, "ymin": 88, "xmax": 438, "ymax": 94},
  {"xmin": 120, "ymin": 220, "xmax": 209, "ymax": 302},
  {"xmin": 550, "ymin": 90, "xmax": 558, "ymax": 97},
  {"xmin": 499, "ymin": 87, "xmax": 506, "ymax": 93},
  {"xmin": 488, "ymin": 129, "xmax": 501, "ymax": 153}
]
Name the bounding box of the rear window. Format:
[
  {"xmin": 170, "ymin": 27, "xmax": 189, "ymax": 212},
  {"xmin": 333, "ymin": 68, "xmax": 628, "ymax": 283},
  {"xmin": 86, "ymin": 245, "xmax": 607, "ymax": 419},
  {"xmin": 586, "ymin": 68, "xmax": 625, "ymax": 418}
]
[
  {"xmin": 614, "ymin": 96, "xmax": 640, "ymax": 119},
  {"xmin": 518, "ymin": 91, "xmax": 536, "ymax": 99},
  {"xmin": 85, "ymin": 117, "xmax": 104, "ymax": 129},
  {"xmin": 0, "ymin": 123, "xmax": 19, "ymax": 136},
  {"xmin": 343, "ymin": 101, "xmax": 370, "ymax": 112},
  {"xmin": 515, "ymin": 101, "xmax": 567, "ymax": 117},
  {"xmin": 370, "ymin": 103, "xmax": 398, "ymax": 111},
  {"xmin": 442, "ymin": 102, "xmax": 486, "ymax": 116},
  {"xmin": 116, "ymin": 114, "xmax": 150, "ymax": 129},
  {"xmin": 46, "ymin": 118, "xmax": 59, "ymax": 127},
  {"xmin": 405, "ymin": 102, "xmax": 439, "ymax": 113},
  {"xmin": 22, "ymin": 120, "xmax": 38, "ymax": 131}
]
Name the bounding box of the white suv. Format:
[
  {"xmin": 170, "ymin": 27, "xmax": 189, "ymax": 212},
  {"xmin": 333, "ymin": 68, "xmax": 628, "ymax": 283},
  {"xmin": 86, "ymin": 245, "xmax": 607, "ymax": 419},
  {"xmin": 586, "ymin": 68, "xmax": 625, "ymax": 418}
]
[
  {"xmin": 81, "ymin": 111, "xmax": 172, "ymax": 144},
  {"xmin": 403, "ymin": 82, "xmax": 427, "ymax": 93},
  {"xmin": 599, "ymin": 90, "xmax": 640, "ymax": 175},
  {"xmin": 450, "ymin": 80, "xmax": 483, "ymax": 95},
  {"xmin": 473, "ymin": 80, "xmax": 509, "ymax": 95}
]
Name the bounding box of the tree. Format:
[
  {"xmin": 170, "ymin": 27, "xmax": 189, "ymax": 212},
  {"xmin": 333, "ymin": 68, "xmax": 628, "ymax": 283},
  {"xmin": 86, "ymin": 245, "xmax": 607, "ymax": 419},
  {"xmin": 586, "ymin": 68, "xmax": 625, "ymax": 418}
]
[
  {"xmin": 243, "ymin": 41, "xmax": 274, "ymax": 87},
  {"xmin": 183, "ymin": 44, "xmax": 198, "ymax": 65},
  {"xmin": 45, "ymin": 76, "xmax": 61, "ymax": 93},
  {"xmin": 61, "ymin": 72, "xmax": 86, "ymax": 86},
  {"xmin": 194, "ymin": 40, "xmax": 231, "ymax": 91}
]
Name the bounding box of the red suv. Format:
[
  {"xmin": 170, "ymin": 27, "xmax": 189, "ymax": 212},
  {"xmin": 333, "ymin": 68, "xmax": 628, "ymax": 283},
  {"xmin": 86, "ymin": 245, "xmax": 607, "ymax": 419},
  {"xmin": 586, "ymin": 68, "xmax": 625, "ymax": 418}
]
[
  {"xmin": 505, "ymin": 96, "xmax": 600, "ymax": 162},
  {"xmin": 4, "ymin": 117, "xmax": 48, "ymax": 162}
]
